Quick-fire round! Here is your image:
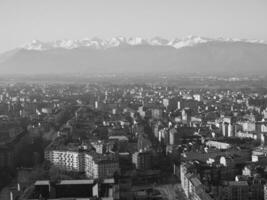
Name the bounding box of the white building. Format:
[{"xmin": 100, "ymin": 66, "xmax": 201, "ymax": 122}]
[
  {"xmin": 45, "ymin": 149, "xmax": 120, "ymax": 179},
  {"xmin": 206, "ymin": 140, "xmax": 231, "ymax": 150}
]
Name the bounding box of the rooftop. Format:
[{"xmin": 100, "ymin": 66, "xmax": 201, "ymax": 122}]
[
  {"xmin": 34, "ymin": 180, "xmax": 50, "ymax": 186},
  {"xmin": 58, "ymin": 180, "xmax": 94, "ymax": 185}
]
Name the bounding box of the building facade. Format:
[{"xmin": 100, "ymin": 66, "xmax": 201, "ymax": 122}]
[{"xmin": 45, "ymin": 149, "xmax": 119, "ymax": 179}]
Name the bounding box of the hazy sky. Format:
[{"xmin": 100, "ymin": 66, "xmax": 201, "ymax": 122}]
[{"xmin": 0, "ymin": 0, "xmax": 267, "ymax": 52}]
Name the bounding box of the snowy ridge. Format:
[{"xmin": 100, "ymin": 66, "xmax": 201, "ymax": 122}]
[{"xmin": 21, "ymin": 36, "xmax": 267, "ymax": 51}]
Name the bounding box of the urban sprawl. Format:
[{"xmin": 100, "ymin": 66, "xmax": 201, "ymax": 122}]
[{"xmin": 1, "ymin": 81, "xmax": 267, "ymax": 200}]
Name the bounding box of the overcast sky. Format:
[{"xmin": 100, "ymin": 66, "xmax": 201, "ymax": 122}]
[{"xmin": 0, "ymin": 0, "xmax": 266, "ymax": 52}]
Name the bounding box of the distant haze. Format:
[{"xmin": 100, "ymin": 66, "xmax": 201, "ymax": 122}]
[{"xmin": 0, "ymin": 0, "xmax": 267, "ymax": 53}]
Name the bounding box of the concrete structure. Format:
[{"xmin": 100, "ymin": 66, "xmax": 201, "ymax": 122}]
[
  {"xmin": 19, "ymin": 179, "xmax": 118, "ymax": 200},
  {"xmin": 45, "ymin": 148, "xmax": 120, "ymax": 179},
  {"xmin": 180, "ymin": 163, "xmax": 213, "ymax": 200},
  {"xmin": 91, "ymin": 140, "xmax": 105, "ymax": 154},
  {"xmin": 225, "ymin": 181, "xmax": 249, "ymax": 200},
  {"xmin": 222, "ymin": 122, "xmax": 234, "ymax": 137},
  {"xmin": 132, "ymin": 151, "xmax": 152, "ymax": 170},
  {"xmin": 205, "ymin": 140, "xmax": 231, "ymax": 150}
]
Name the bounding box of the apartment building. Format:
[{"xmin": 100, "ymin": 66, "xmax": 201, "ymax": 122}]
[{"xmin": 45, "ymin": 147, "xmax": 119, "ymax": 179}]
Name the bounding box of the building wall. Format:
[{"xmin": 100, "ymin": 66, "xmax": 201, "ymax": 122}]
[
  {"xmin": 45, "ymin": 149, "xmax": 119, "ymax": 179},
  {"xmin": 46, "ymin": 150, "xmax": 81, "ymax": 172},
  {"xmin": 132, "ymin": 151, "xmax": 152, "ymax": 170},
  {"xmin": 180, "ymin": 163, "xmax": 213, "ymax": 200}
]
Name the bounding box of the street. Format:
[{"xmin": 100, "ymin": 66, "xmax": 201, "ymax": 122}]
[{"xmin": 155, "ymin": 184, "xmax": 188, "ymax": 200}]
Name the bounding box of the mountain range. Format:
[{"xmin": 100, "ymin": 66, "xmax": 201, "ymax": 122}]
[{"xmin": 0, "ymin": 36, "xmax": 267, "ymax": 75}]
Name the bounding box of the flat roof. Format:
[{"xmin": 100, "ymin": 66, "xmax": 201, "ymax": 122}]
[
  {"xmin": 58, "ymin": 180, "xmax": 94, "ymax": 185},
  {"xmin": 46, "ymin": 197, "xmax": 91, "ymax": 200},
  {"xmin": 229, "ymin": 181, "xmax": 248, "ymax": 186},
  {"xmin": 101, "ymin": 198, "xmax": 114, "ymax": 200},
  {"xmin": 103, "ymin": 178, "xmax": 115, "ymax": 184},
  {"xmin": 34, "ymin": 180, "xmax": 50, "ymax": 186},
  {"xmin": 109, "ymin": 135, "xmax": 129, "ymax": 141}
]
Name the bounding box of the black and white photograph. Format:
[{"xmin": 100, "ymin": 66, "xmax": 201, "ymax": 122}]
[{"xmin": 0, "ymin": 0, "xmax": 267, "ymax": 199}]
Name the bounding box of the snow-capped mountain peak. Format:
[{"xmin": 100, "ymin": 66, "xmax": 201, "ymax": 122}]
[
  {"xmin": 107, "ymin": 36, "xmax": 127, "ymax": 47},
  {"xmin": 21, "ymin": 36, "xmax": 267, "ymax": 51},
  {"xmin": 127, "ymin": 37, "xmax": 146, "ymax": 45},
  {"xmin": 54, "ymin": 39, "xmax": 79, "ymax": 49},
  {"xmin": 168, "ymin": 36, "xmax": 210, "ymax": 49},
  {"xmin": 149, "ymin": 37, "xmax": 169, "ymax": 46},
  {"xmin": 23, "ymin": 40, "xmax": 49, "ymax": 51}
]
